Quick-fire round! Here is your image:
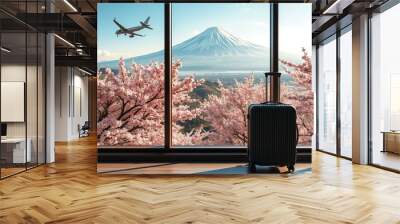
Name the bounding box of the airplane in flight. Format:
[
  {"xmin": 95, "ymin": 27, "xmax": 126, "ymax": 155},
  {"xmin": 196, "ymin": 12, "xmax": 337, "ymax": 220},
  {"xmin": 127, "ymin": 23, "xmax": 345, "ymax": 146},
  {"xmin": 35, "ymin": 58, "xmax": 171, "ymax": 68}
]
[{"xmin": 113, "ymin": 17, "xmax": 152, "ymax": 38}]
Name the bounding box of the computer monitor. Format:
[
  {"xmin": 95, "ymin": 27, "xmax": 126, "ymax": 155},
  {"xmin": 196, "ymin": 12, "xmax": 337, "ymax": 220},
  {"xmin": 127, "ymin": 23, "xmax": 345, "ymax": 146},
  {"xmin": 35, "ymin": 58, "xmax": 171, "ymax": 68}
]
[{"xmin": 1, "ymin": 123, "xmax": 7, "ymax": 137}]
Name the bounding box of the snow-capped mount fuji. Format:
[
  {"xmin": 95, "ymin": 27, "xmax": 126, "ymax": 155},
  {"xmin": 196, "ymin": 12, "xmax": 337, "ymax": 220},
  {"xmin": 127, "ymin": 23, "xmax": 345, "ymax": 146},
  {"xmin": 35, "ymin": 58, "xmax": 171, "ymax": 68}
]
[
  {"xmin": 99, "ymin": 26, "xmax": 294, "ymax": 72},
  {"xmin": 172, "ymin": 26, "xmax": 267, "ymax": 57}
]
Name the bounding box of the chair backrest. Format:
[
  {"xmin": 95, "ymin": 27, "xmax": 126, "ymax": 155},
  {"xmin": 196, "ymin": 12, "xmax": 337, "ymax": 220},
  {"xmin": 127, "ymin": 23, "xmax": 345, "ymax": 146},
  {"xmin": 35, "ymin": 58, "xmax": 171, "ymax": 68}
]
[{"xmin": 82, "ymin": 121, "xmax": 90, "ymax": 129}]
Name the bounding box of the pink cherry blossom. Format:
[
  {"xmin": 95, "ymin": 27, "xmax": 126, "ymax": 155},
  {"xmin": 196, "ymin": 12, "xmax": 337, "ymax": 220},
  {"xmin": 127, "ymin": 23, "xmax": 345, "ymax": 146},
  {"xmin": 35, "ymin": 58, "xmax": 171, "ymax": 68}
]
[
  {"xmin": 281, "ymin": 48, "xmax": 314, "ymax": 145},
  {"xmin": 97, "ymin": 48, "xmax": 313, "ymax": 146},
  {"xmin": 97, "ymin": 59, "xmax": 205, "ymax": 146}
]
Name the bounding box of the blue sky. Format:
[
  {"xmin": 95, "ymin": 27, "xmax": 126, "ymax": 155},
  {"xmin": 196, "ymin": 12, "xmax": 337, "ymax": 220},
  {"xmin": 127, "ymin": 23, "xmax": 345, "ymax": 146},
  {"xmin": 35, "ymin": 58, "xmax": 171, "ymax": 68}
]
[
  {"xmin": 171, "ymin": 4, "xmax": 270, "ymax": 47},
  {"xmin": 97, "ymin": 3, "xmax": 164, "ymax": 62},
  {"xmin": 97, "ymin": 3, "xmax": 311, "ymax": 62}
]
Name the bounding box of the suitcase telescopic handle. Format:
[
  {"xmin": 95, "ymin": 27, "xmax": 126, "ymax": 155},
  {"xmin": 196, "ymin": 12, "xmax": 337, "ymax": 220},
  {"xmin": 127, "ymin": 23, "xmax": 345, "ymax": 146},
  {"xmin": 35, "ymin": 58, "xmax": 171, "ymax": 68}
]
[{"xmin": 264, "ymin": 72, "xmax": 281, "ymax": 103}]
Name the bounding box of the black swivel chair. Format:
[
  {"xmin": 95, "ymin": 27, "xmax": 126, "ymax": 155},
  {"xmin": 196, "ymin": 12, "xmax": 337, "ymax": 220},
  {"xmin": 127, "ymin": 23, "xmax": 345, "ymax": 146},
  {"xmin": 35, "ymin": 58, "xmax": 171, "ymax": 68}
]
[{"xmin": 79, "ymin": 121, "xmax": 90, "ymax": 138}]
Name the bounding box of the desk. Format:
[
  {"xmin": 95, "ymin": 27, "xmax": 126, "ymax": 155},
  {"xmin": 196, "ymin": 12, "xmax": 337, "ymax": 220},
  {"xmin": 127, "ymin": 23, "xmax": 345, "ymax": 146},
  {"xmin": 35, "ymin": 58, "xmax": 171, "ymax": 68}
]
[
  {"xmin": 382, "ymin": 131, "xmax": 400, "ymax": 154},
  {"xmin": 1, "ymin": 138, "xmax": 31, "ymax": 163}
]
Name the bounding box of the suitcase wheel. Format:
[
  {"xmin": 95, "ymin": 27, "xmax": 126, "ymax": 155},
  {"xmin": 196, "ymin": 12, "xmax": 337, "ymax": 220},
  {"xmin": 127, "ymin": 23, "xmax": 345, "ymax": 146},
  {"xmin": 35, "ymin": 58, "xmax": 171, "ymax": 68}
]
[
  {"xmin": 248, "ymin": 162, "xmax": 256, "ymax": 173},
  {"xmin": 287, "ymin": 165, "xmax": 295, "ymax": 173}
]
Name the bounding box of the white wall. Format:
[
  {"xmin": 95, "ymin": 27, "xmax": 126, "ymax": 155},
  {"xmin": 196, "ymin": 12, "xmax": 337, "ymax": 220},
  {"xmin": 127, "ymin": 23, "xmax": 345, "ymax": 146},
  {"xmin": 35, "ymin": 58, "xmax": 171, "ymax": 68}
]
[
  {"xmin": 1, "ymin": 65, "xmax": 26, "ymax": 141},
  {"xmin": 1, "ymin": 65, "xmax": 33, "ymax": 138},
  {"xmin": 71, "ymin": 73, "xmax": 89, "ymax": 138},
  {"xmin": 55, "ymin": 66, "xmax": 70, "ymax": 141},
  {"xmin": 55, "ymin": 67, "xmax": 89, "ymax": 141}
]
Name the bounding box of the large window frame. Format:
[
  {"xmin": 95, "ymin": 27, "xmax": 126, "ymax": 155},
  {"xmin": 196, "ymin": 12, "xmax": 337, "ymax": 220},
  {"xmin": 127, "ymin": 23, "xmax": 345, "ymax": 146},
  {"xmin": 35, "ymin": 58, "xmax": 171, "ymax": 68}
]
[
  {"xmin": 315, "ymin": 24, "xmax": 352, "ymax": 160},
  {"xmin": 98, "ymin": 2, "xmax": 313, "ymax": 163},
  {"xmin": 316, "ymin": 34, "xmax": 337, "ymax": 156},
  {"xmin": 368, "ymin": 0, "xmax": 400, "ymax": 173},
  {"xmin": 314, "ymin": 0, "xmax": 400, "ymax": 173}
]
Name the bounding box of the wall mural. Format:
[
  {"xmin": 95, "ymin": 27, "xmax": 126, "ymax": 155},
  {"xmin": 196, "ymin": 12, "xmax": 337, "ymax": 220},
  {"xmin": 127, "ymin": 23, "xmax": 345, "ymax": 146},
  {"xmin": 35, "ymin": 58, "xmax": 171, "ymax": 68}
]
[{"xmin": 97, "ymin": 3, "xmax": 312, "ymax": 148}]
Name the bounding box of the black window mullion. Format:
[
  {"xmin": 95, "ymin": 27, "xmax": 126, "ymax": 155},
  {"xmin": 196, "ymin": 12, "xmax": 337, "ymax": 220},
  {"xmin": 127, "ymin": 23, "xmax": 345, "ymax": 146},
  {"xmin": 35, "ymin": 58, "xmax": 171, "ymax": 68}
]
[
  {"xmin": 25, "ymin": 0, "xmax": 28, "ymax": 171},
  {"xmin": 336, "ymin": 30, "xmax": 341, "ymax": 157},
  {"xmin": 0, "ymin": 28, "xmax": 2, "ymax": 179},
  {"xmin": 164, "ymin": 3, "xmax": 172, "ymax": 149},
  {"xmin": 36, "ymin": 0, "xmax": 39, "ymax": 167},
  {"xmin": 367, "ymin": 12, "xmax": 373, "ymax": 165},
  {"xmin": 268, "ymin": 3, "xmax": 280, "ymax": 102},
  {"xmin": 270, "ymin": 3, "xmax": 279, "ymax": 74},
  {"xmin": 315, "ymin": 45, "xmax": 320, "ymax": 151}
]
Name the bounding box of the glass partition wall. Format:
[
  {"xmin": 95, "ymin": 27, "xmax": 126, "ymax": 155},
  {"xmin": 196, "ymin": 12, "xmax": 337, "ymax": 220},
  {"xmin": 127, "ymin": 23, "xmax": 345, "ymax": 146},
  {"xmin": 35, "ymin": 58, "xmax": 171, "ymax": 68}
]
[
  {"xmin": 0, "ymin": 31, "xmax": 27, "ymax": 177},
  {"xmin": 0, "ymin": 1, "xmax": 46, "ymax": 179}
]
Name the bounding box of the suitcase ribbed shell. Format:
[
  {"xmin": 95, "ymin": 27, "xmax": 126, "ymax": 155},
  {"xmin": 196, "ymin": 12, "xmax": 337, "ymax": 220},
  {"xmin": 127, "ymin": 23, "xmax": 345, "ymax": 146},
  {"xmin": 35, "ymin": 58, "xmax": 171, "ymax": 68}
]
[{"xmin": 248, "ymin": 103, "xmax": 297, "ymax": 168}]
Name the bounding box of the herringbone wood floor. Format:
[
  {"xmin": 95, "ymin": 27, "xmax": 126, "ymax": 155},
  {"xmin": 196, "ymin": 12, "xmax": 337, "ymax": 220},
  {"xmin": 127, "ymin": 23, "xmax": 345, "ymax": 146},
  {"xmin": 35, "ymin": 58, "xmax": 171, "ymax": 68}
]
[{"xmin": 1, "ymin": 136, "xmax": 400, "ymax": 224}]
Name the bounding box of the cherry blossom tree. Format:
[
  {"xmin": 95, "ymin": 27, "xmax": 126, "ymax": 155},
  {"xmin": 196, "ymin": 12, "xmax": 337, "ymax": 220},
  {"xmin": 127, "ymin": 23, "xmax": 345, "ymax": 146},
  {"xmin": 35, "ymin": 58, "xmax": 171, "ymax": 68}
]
[
  {"xmin": 200, "ymin": 48, "xmax": 313, "ymax": 145},
  {"xmin": 97, "ymin": 58, "xmax": 205, "ymax": 146},
  {"xmin": 280, "ymin": 48, "xmax": 314, "ymax": 145},
  {"xmin": 201, "ymin": 77, "xmax": 265, "ymax": 145},
  {"xmin": 170, "ymin": 61, "xmax": 208, "ymax": 145},
  {"xmin": 97, "ymin": 48, "xmax": 313, "ymax": 146}
]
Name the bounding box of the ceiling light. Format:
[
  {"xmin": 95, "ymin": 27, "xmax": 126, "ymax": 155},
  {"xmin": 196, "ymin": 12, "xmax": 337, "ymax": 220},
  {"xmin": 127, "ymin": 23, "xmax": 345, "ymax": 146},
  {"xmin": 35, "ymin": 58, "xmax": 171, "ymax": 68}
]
[
  {"xmin": 1, "ymin": 47, "xmax": 11, "ymax": 53},
  {"xmin": 323, "ymin": 0, "xmax": 341, "ymax": 14},
  {"xmin": 323, "ymin": 0, "xmax": 354, "ymax": 15},
  {"xmin": 63, "ymin": 0, "xmax": 78, "ymax": 12},
  {"xmin": 76, "ymin": 48, "xmax": 84, "ymax": 55},
  {"xmin": 54, "ymin": 34, "xmax": 75, "ymax": 48},
  {"xmin": 78, "ymin": 67, "xmax": 93, "ymax": 76}
]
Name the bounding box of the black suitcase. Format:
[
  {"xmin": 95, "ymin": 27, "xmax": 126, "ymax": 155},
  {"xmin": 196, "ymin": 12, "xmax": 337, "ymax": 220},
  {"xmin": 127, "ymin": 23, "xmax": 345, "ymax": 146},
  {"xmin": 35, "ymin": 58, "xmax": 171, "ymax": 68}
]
[{"xmin": 247, "ymin": 70, "xmax": 298, "ymax": 173}]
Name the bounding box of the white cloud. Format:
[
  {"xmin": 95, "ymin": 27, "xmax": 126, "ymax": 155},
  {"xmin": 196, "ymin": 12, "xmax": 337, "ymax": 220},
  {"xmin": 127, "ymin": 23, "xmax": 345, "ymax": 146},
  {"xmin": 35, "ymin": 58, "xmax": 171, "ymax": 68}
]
[
  {"xmin": 98, "ymin": 49, "xmax": 112, "ymax": 57},
  {"xmin": 97, "ymin": 49, "xmax": 131, "ymax": 62},
  {"xmin": 97, "ymin": 49, "xmax": 112, "ymax": 62}
]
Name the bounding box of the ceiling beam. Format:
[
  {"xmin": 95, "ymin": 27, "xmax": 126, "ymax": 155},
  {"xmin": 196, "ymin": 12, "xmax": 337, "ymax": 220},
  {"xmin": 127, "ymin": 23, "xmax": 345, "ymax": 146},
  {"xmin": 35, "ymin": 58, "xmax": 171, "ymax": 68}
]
[
  {"xmin": 67, "ymin": 13, "xmax": 97, "ymax": 39},
  {"xmin": 55, "ymin": 55, "xmax": 96, "ymax": 71}
]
